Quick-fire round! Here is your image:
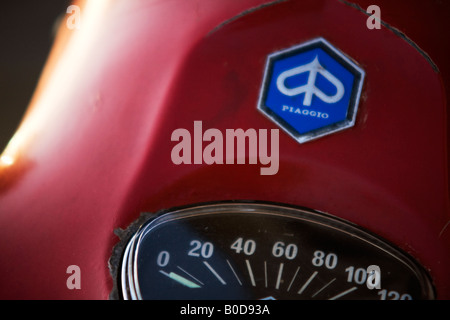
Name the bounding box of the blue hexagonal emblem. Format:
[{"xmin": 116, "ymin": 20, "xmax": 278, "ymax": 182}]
[{"xmin": 258, "ymin": 38, "xmax": 365, "ymax": 143}]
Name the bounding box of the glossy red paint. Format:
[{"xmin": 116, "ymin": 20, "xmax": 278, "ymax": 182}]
[{"xmin": 0, "ymin": 0, "xmax": 448, "ymax": 299}]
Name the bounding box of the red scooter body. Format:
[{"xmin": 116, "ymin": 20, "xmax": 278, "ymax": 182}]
[{"xmin": 0, "ymin": 0, "xmax": 448, "ymax": 299}]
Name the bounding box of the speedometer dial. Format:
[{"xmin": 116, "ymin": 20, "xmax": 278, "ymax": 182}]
[{"xmin": 119, "ymin": 202, "xmax": 435, "ymax": 300}]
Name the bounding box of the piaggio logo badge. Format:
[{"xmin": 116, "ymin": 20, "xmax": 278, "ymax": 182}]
[{"xmin": 258, "ymin": 38, "xmax": 365, "ymax": 143}]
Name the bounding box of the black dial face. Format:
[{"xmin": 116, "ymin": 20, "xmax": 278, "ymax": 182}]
[{"xmin": 120, "ymin": 203, "xmax": 435, "ymax": 300}]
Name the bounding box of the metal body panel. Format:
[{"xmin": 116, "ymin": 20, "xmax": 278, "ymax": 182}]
[{"xmin": 0, "ymin": 0, "xmax": 448, "ymax": 299}]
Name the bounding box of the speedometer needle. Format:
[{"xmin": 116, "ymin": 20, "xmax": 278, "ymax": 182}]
[{"xmin": 159, "ymin": 270, "xmax": 201, "ymax": 288}]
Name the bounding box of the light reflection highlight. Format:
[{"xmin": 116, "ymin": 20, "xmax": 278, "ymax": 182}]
[{"xmin": 0, "ymin": 0, "xmax": 111, "ymax": 167}]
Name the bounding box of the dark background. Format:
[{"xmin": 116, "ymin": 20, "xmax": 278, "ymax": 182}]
[{"xmin": 0, "ymin": 1, "xmax": 71, "ymax": 152}]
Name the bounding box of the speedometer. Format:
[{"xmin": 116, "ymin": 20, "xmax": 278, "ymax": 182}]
[{"xmin": 117, "ymin": 202, "xmax": 435, "ymax": 300}]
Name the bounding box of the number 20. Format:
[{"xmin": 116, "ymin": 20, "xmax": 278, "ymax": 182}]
[{"xmin": 188, "ymin": 240, "xmax": 214, "ymax": 258}]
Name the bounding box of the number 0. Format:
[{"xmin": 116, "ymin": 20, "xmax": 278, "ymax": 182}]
[{"xmin": 157, "ymin": 251, "xmax": 170, "ymax": 267}]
